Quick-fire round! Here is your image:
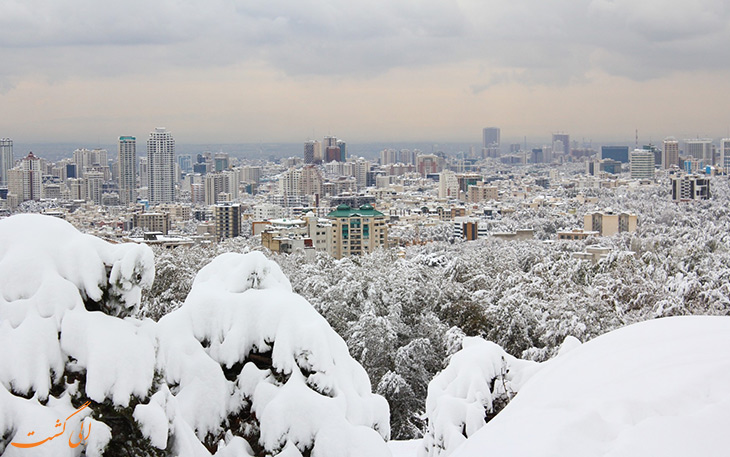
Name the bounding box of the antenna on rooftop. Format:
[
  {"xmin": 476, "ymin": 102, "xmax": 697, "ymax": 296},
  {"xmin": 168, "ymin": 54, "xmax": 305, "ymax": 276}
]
[{"xmin": 635, "ymin": 129, "xmax": 638, "ymax": 149}]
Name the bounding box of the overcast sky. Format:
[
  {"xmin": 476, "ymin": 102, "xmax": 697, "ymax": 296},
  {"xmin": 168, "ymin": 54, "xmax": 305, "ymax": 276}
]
[{"xmin": 1, "ymin": 0, "xmax": 729, "ymax": 145}]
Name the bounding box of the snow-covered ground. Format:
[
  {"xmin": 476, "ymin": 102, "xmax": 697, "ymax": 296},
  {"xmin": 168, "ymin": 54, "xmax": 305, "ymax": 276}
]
[
  {"xmin": 449, "ymin": 316, "xmax": 730, "ymax": 457},
  {"xmin": 388, "ymin": 439, "xmax": 422, "ymax": 457}
]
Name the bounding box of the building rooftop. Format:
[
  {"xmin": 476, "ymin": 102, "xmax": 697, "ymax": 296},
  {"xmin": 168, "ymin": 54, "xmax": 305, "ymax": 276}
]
[{"xmin": 327, "ymin": 204, "xmax": 385, "ymax": 218}]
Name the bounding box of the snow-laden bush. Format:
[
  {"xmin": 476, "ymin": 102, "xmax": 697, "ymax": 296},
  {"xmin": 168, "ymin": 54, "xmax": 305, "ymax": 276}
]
[
  {"xmin": 0, "ymin": 215, "xmax": 390, "ymax": 457},
  {"xmin": 419, "ymin": 337, "xmax": 541, "ymax": 457}
]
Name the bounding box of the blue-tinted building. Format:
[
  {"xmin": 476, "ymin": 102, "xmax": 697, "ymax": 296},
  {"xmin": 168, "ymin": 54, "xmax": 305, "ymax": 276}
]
[{"xmin": 602, "ymin": 146, "xmax": 629, "ymax": 163}]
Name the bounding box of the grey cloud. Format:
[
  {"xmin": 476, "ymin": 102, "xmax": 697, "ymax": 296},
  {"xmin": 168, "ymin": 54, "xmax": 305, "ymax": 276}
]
[{"xmin": 0, "ymin": 0, "xmax": 729, "ymax": 87}]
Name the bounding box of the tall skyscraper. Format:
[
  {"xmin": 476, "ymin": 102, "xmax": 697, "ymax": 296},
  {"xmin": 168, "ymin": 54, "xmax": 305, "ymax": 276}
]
[
  {"xmin": 720, "ymin": 138, "xmax": 730, "ymax": 172},
  {"xmin": 73, "ymin": 148, "xmax": 109, "ymax": 179},
  {"xmin": 304, "ymin": 140, "xmax": 321, "ymax": 164},
  {"xmin": 8, "ymin": 152, "xmax": 41, "ymax": 202},
  {"xmin": 336, "ymin": 140, "xmax": 347, "ymax": 161},
  {"xmin": 663, "ymin": 138, "xmax": 679, "ymax": 169},
  {"xmin": 323, "ymin": 135, "xmax": 338, "ymax": 149},
  {"xmin": 0, "ymin": 138, "xmax": 12, "ymax": 187},
  {"xmin": 552, "ymin": 133, "xmax": 570, "ymax": 157},
  {"xmin": 118, "ymin": 136, "xmax": 137, "ymax": 205},
  {"xmin": 147, "ymin": 127, "xmax": 175, "ymax": 204},
  {"xmin": 322, "ymin": 136, "xmax": 345, "ymax": 162},
  {"xmin": 482, "ymin": 128, "xmax": 500, "ymax": 148}
]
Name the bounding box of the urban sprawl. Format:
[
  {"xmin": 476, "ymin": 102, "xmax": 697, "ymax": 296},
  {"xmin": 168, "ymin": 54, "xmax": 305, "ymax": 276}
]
[{"xmin": 0, "ymin": 127, "xmax": 721, "ymax": 259}]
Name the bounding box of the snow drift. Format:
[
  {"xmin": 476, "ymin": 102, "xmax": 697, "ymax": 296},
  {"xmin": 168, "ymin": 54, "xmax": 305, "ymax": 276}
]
[
  {"xmin": 449, "ymin": 316, "xmax": 730, "ymax": 457},
  {"xmin": 0, "ymin": 215, "xmax": 390, "ymax": 456}
]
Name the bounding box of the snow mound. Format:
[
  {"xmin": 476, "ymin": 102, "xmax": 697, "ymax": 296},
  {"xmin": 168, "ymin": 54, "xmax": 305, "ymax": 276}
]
[
  {"xmin": 155, "ymin": 251, "xmax": 390, "ymax": 456},
  {"xmin": 420, "ymin": 337, "xmax": 539, "ymax": 457},
  {"xmin": 451, "ymin": 316, "xmax": 730, "ymax": 457},
  {"xmin": 0, "ymin": 217, "xmax": 390, "ymax": 456},
  {"xmin": 0, "ymin": 214, "xmax": 154, "ymax": 324},
  {"xmin": 0, "ymin": 214, "xmax": 155, "ymax": 456}
]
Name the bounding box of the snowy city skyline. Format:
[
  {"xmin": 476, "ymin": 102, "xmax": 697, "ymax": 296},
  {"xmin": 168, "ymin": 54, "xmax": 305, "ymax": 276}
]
[{"xmin": 2, "ymin": 1, "xmax": 730, "ymax": 455}]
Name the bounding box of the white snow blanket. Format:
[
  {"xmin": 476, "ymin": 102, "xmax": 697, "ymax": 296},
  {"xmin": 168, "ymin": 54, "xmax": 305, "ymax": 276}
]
[
  {"xmin": 0, "ymin": 214, "xmax": 390, "ymax": 457},
  {"xmin": 450, "ymin": 316, "xmax": 730, "ymax": 457}
]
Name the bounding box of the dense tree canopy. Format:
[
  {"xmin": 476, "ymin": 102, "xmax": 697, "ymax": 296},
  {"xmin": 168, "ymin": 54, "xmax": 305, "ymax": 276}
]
[{"xmin": 140, "ymin": 178, "xmax": 730, "ymax": 439}]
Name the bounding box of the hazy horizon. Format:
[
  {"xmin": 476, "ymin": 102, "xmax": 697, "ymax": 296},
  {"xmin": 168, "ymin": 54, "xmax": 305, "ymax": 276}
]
[{"xmin": 9, "ymin": 136, "xmax": 709, "ymax": 163}]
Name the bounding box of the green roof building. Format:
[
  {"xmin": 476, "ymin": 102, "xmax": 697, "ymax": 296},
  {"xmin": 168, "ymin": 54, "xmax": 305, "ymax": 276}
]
[{"xmin": 326, "ymin": 204, "xmax": 388, "ymax": 259}]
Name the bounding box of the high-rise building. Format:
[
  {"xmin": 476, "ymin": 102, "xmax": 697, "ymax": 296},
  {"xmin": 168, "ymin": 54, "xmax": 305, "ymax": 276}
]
[
  {"xmin": 352, "ymin": 159, "xmax": 370, "ymax": 188},
  {"xmin": 663, "ymin": 138, "xmax": 680, "ymax": 169},
  {"xmin": 552, "ymin": 133, "xmax": 570, "ymax": 157},
  {"xmin": 602, "ymin": 146, "xmax": 629, "ymax": 163},
  {"xmin": 671, "ymin": 174, "xmax": 710, "ymax": 202},
  {"xmin": 323, "ymin": 135, "xmax": 338, "ymax": 149},
  {"xmin": 214, "ymin": 202, "xmax": 241, "ymax": 240},
  {"xmin": 630, "ymin": 149, "xmax": 655, "ymax": 180},
  {"xmin": 118, "ymin": 136, "xmax": 137, "ymax": 205},
  {"xmin": 73, "ymin": 148, "xmax": 109, "ymax": 180},
  {"xmin": 279, "ymin": 168, "xmax": 302, "ymax": 196},
  {"xmin": 642, "ymin": 144, "xmax": 662, "ymax": 167},
  {"xmin": 240, "ymin": 166, "xmax": 261, "ymax": 184},
  {"xmin": 416, "ymin": 154, "xmax": 440, "ymax": 176},
  {"xmin": 438, "ymin": 170, "xmax": 459, "ymax": 199},
  {"xmin": 720, "ymin": 138, "xmax": 730, "ymax": 172},
  {"xmin": 177, "ymin": 155, "xmax": 193, "ymax": 173},
  {"xmin": 400, "ymin": 149, "xmax": 415, "ymax": 165},
  {"xmin": 336, "ymin": 140, "xmax": 347, "ymax": 162},
  {"xmin": 214, "ymin": 153, "xmax": 229, "ymax": 172},
  {"xmin": 204, "ymin": 170, "xmax": 238, "ymax": 205},
  {"xmin": 304, "ymin": 140, "xmax": 321, "ymax": 164},
  {"xmin": 482, "ymin": 128, "xmax": 500, "ymax": 148},
  {"xmin": 8, "ymin": 152, "xmax": 42, "ymax": 202},
  {"xmin": 380, "ymin": 149, "xmax": 397, "ymax": 165},
  {"xmin": 0, "ymin": 138, "xmax": 13, "ymax": 187},
  {"xmin": 684, "ymin": 139, "xmax": 713, "ymax": 163},
  {"xmin": 325, "ymin": 146, "xmax": 341, "ymax": 163},
  {"xmin": 531, "ymin": 148, "xmax": 544, "ymax": 164},
  {"xmin": 301, "ymin": 165, "xmax": 323, "ymax": 197},
  {"xmin": 85, "ymin": 171, "xmax": 104, "ymax": 205},
  {"xmin": 147, "ymin": 127, "xmax": 175, "ymax": 204},
  {"xmin": 327, "ymin": 204, "xmax": 388, "ymax": 259}
]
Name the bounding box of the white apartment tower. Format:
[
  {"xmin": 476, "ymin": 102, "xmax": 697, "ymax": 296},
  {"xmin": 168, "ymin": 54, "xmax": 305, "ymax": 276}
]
[
  {"xmin": 279, "ymin": 168, "xmax": 302, "ymax": 196},
  {"xmin": 663, "ymin": 138, "xmax": 679, "ymax": 169},
  {"xmin": 720, "ymin": 138, "xmax": 730, "ymax": 172},
  {"xmin": 147, "ymin": 127, "xmax": 175, "ymax": 204},
  {"xmin": 630, "ymin": 149, "xmax": 655, "ymax": 180},
  {"xmin": 439, "ymin": 170, "xmax": 459, "ymax": 199},
  {"xmin": 118, "ymin": 136, "xmax": 137, "ymax": 205},
  {"xmin": 0, "ymin": 138, "xmax": 13, "ymax": 187}
]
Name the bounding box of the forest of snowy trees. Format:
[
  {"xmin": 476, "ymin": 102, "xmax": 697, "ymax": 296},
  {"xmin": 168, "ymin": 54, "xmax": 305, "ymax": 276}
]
[{"xmin": 138, "ymin": 179, "xmax": 730, "ymax": 440}]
